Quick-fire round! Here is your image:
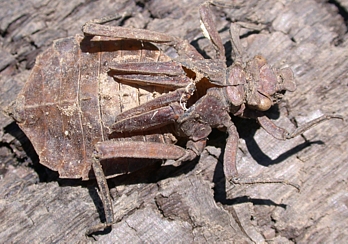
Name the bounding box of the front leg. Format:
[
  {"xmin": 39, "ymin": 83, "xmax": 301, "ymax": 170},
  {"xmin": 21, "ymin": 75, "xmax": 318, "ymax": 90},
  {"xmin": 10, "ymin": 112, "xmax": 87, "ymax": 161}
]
[
  {"xmin": 222, "ymin": 122, "xmax": 240, "ymax": 180},
  {"xmin": 223, "ymin": 117, "xmax": 300, "ymax": 190},
  {"xmin": 257, "ymin": 114, "xmax": 343, "ymax": 140}
]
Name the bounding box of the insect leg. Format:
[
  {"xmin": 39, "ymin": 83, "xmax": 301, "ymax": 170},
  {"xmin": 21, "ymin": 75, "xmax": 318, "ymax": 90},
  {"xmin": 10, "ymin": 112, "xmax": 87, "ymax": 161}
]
[
  {"xmin": 257, "ymin": 114, "xmax": 343, "ymax": 140},
  {"xmin": 83, "ymin": 23, "xmax": 176, "ymax": 43},
  {"xmin": 199, "ymin": 2, "xmax": 225, "ymax": 61},
  {"xmin": 223, "ymin": 118, "xmax": 300, "ymax": 190},
  {"xmin": 83, "ymin": 23, "xmax": 204, "ymax": 61},
  {"xmin": 95, "ymin": 141, "xmax": 187, "ymax": 161},
  {"xmin": 229, "ymin": 23, "xmax": 244, "ymax": 63},
  {"xmin": 223, "ymin": 122, "xmax": 240, "ymax": 180},
  {"xmin": 86, "ymin": 158, "xmax": 114, "ymax": 235}
]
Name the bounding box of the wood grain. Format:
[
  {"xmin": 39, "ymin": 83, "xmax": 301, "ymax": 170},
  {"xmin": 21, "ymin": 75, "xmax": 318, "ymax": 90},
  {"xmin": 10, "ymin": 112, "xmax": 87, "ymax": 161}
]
[{"xmin": 1, "ymin": 0, "xmax": 347, "ymax": 243}]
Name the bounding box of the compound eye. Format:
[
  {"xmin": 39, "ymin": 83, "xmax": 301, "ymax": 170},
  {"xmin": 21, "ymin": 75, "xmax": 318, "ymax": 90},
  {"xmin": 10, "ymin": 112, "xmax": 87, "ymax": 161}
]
[{"xmin": 256, "ymin": 94, "xmax": 272, "ymax": 111}]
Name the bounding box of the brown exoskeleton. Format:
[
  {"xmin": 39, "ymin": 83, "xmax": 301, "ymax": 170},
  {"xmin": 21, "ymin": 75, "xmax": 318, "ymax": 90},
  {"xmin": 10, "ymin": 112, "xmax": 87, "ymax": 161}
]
[
  {"xmin": 82, "ymin": 1, "xmax": 342, "ymax": 234},
  {"xmin": 14, "ymin": 1, "xmax": 342, "ymax": 235}
]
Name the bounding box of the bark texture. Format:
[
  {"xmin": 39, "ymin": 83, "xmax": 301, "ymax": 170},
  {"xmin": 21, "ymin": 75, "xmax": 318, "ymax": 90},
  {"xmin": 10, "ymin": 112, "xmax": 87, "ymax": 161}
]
[{"xmin": 1, "ymin": 0, "xmax": 347, "ymax": 243}]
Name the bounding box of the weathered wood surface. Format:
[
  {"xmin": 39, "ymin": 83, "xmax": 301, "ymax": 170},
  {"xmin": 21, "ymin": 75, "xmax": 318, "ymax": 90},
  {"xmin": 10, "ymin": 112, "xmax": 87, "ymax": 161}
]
[{"xmin": 1, "ymin": 0, "xmax": 347, "ymax": 243}]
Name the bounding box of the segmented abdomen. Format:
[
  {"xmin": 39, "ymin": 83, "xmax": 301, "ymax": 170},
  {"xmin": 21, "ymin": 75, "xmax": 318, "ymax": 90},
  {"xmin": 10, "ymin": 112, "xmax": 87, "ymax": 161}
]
[{"xmin": 14, "ymin": 34, "xmax": 174, "ymax": 179}]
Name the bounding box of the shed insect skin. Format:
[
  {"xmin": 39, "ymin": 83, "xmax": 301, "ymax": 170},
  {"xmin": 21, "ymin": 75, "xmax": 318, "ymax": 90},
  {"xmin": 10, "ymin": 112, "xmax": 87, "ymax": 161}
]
[
  {"xmin": 13, "ymin": 1, "xmax": 343, "ymax": 235},
  {"xmin": 85, "ymin": 2, "xmax": 342, "ymax": 233}
]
